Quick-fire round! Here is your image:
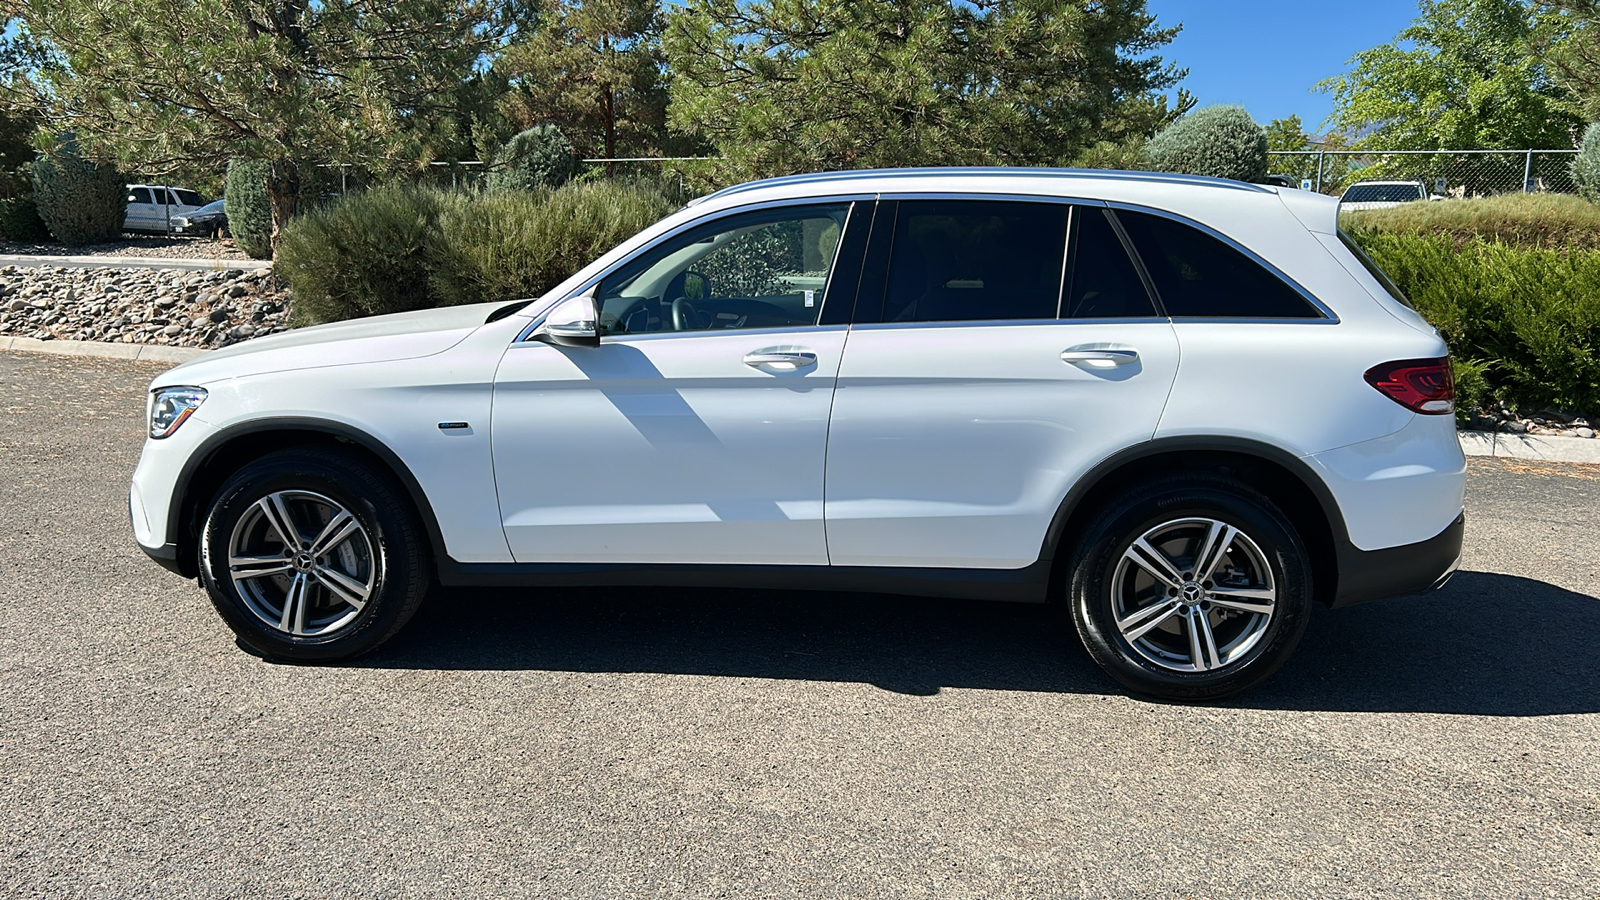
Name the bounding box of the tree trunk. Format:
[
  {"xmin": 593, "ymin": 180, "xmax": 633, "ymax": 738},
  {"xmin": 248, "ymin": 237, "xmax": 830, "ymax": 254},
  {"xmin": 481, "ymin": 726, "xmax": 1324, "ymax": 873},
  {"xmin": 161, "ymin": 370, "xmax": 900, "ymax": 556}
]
[{"xmin": 267, "ymin": 160, "xmax": 301, "ymax": 250}]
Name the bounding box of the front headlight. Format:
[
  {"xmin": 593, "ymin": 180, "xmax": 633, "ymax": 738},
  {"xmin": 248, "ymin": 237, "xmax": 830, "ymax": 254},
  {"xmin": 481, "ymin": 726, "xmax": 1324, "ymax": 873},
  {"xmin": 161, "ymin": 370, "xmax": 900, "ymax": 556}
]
[{"xmin": 149, "ymin": 387, "xmax": 207, "ymax": 439}]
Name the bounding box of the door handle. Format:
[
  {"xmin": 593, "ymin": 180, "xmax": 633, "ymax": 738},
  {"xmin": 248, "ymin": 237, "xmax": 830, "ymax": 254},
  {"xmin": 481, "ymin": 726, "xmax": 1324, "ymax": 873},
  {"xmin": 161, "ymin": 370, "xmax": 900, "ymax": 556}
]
[
  {"xmin": 743, "ymin": 351, "xmax": 817, "ymax": 370},
  {"xmin": 1060, "ymin": 348, "xmax": 1139, "ymax": 368}
]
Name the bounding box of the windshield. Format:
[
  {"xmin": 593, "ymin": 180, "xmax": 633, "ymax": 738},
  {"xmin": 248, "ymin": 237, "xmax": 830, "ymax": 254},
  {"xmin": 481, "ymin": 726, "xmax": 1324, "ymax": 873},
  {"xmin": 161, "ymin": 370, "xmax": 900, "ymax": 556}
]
[
  {"xmin": 196, "ymin": 200, "xmax": 225, "ymax": 214},
  {"xmin": 1341, "ymin": 184, "xmax": 1423, "ymax": 204}
]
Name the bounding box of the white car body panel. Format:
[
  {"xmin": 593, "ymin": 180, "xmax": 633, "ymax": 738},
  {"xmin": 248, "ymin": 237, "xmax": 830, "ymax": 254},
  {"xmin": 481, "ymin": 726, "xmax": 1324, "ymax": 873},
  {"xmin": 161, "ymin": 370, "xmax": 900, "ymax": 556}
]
[
  {"xmin": 824, "ymin": 320, "xmax": 1180, "ymax": 568},
  {"xmin": 1306, "ymin": 412, "xmax": 1465, "ymax": 552},
  {"xmin": 491, "ymin": 326, "xmax": 848, "ymax": 565},
  {"xmin": 138, "ymin": 310, "xmax": 525, "ymax": 563}
]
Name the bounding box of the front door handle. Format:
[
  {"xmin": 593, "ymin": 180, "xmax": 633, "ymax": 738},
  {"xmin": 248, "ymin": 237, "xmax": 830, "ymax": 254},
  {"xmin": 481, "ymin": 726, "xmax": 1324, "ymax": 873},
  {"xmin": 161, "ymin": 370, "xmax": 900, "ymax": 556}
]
[
  {"xmin": 743, "ymin": 350, "xmax": 818, "ymax": 370},
  {"xmin": 1060, "ymin": 347, "xmax": 1139, "ymax": 368}
]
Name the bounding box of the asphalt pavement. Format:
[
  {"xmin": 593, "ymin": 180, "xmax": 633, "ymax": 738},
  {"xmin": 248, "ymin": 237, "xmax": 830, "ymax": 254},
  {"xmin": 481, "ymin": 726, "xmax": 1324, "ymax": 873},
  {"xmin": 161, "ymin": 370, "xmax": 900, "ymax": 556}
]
[{"xmin": 1, "ymin": 349, "xmax": 1596, "ymax": 898}]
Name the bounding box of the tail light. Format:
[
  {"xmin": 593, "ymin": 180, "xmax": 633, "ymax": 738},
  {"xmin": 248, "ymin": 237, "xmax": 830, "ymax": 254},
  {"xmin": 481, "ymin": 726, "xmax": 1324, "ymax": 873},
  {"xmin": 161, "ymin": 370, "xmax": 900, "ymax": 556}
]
[{"xmin": 1365, "ymin": 357, "xmax": 1455, "ymax": 415}]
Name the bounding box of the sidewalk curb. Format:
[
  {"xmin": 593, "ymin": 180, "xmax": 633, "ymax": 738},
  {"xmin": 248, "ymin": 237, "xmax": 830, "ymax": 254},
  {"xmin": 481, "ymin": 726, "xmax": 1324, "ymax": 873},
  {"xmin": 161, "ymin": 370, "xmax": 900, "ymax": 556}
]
[
  {"xmin": 0, "ymin": 335, "xmax": 205, "ymax": 364},
  {"xmin": 0, "ymin": 253, "xmax": 271, "ymax": 271},
  {"xmin": 1459, "ymin": 429, "xmax": 1600, "ymax": 464}
]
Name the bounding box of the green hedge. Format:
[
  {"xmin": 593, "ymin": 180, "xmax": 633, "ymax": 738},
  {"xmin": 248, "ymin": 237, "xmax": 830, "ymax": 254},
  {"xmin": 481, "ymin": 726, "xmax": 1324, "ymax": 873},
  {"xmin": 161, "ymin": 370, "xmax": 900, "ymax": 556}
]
[
  {"xmin": 225, "ymin": 159, "xmax": 273, "ymax": 259},
  {"xmin": 31, "ymin": 149, "xmax": 125, "ymax": 245},
  {"xmin": 0, "ymin": 195, "xmax": 51, "ymax": 242},
  {"xmin": 1142, "ymin": 105, "xmax": 1268, "ymax": 184},
  {"xmin": 1350, "ymin": 229, "xmax": 1600, "ymax": 416},
  {"xmin": 1342, "ymin": 193, "xmax": 1600, "ymax": 251},
  {"xmin": 278, "ymin": 181, "xmax": 674, "ymax": 325}
]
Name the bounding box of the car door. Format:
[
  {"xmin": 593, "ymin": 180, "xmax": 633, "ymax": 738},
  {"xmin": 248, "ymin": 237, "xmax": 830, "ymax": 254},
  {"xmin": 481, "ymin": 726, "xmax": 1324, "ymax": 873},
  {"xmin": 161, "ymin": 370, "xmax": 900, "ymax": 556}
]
[
  {"xmin": 823, "ymin": 198, "xmax": 1182, "ymax": 569},
  {"xmin": 492, "ymin": 199, "xmax": 872, "ymax": 566},
  {"xmin": 125, "ymin": 186, "xmax": 155, "ymax": 232}
]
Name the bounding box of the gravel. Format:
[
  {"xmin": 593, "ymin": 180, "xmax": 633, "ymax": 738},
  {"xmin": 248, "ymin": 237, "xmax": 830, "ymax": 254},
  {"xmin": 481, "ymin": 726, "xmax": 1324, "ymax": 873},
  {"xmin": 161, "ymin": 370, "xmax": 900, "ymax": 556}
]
[
  {"xmin": 0, "ymin": 235, "xmax": 251, "ymax": 261},
  {"xmin": 1, "ymin": 350, "xmax": 1596, "ymax": 898},
  {"xmin": 0, "ymin": 265, "xmax": 290, "ymax": 349}
]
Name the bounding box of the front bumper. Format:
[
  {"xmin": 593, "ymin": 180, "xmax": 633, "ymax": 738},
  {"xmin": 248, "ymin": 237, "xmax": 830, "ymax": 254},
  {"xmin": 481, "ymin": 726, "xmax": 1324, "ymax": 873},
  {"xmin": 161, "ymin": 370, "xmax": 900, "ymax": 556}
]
[{"xmin": 1330, "ymin": 511, "xmax": 1464, "ymax": 608}]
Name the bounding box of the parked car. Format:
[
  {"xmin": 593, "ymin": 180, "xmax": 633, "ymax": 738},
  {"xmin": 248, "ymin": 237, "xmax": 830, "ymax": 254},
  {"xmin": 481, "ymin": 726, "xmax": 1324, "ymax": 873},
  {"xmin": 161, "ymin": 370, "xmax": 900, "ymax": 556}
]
[
  {"xmin": 1338, "ymin": 180, "xmax": 1438, "ymax": 211},
  {"xmin": 125, "ymin": 184, "xmax": 207, "ymax": 234},
  {"xmin": 171, "ymin": 199, "xmax": 227, "ymax": 237},
  {"xmin": 1261, "ymin": 173, "xmax": 1296, "ymax": 189},
  {"xmin": 130, "ymin": 168, "xmax": 1464, "ymax": 700}
]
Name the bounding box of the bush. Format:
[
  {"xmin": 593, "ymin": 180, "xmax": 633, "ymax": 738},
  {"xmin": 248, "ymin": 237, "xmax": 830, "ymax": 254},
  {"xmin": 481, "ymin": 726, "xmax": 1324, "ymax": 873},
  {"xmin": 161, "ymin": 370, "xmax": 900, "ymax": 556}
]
[
  {"xmin": 1575, "ymin": 123, "xmax": 1600, "ymax": 204},
  {"xmin": 1341, "ymin": 192, "xmax": 1600, "ymax": 251},
  {"xmin": 1142, "ymin": 105, "xmax": 1268, "ymax": 184},
  {"xmin": 489, "ymin": 124, "xmax": 579, "ymax": 193},
  {"xmin": 279, "ymin": 180, "xmax": 674, "ymax": 324},
  {"xmin": 0, "ymin": 195, "xmax": 51, "ymax": 242},
  {"xmin": 1350, "ymin": 229, "xmax": 1600, "ymax": 416},
  {"xmin": 278, "ymin": 183, "xmax": 445, "ymax": 325},
  {"xmin": 226, "ymin": 159, "xmax": 273, "ymax": 259},
  {"xmin": 430, "ymin": 180, "xmax": 674, "ymax": 307},
  {"xmin": 30, "ymin": 148, "xmax": 125, "ymax": 245}
]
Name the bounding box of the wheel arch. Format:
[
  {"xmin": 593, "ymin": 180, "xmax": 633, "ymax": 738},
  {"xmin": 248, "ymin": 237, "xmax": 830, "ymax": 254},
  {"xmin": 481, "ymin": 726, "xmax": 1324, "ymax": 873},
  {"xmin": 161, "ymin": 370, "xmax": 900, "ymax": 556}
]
[
  {"xmin": 165, "ymin": 417, "xmax": 449, "ymax": 579},
  {"xmin": 1041, "ymin": 437, "xmax": 1349, "ymax": 608}
]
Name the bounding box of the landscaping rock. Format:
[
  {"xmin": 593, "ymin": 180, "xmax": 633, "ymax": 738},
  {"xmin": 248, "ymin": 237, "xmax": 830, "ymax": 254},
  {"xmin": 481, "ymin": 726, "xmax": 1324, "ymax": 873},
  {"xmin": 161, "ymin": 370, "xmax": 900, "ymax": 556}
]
[{"xmin": 0, "ymin": 265, "xmax": 290, "ymax": 349}]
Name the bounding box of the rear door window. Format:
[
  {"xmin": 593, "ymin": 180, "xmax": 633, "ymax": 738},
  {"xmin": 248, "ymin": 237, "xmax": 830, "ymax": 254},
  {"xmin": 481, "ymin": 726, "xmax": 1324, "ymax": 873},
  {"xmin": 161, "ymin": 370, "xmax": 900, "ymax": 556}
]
[
  {"xmin": 1062, "ymin": 208, "xmax": 1158, "ymax": 319},
  {"xmin": 1114, "ymin": 209, "xmax": 1323, "ymax": 319},
  {"xmin": 881, "ymin": 200, "xmax": 1068, "ymax": 323}
]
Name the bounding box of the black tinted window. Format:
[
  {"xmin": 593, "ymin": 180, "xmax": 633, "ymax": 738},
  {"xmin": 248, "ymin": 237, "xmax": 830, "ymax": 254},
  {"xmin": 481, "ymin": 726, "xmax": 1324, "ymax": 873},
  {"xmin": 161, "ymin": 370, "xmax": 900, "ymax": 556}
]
[
  {"xmin": 128, "ymin": 187, "xmax": 153, "ymax": 204},
  {"xmin": 1115, "ymin": 210, "xmax": 1321, "ymax": 319},
  {"xmin": 1063, "ymin": 208, "xmax": 1156, "ymax": 319},
  {"xmin": 883, "ymin": 200, "xmax": 1067, "ymax": 323}
]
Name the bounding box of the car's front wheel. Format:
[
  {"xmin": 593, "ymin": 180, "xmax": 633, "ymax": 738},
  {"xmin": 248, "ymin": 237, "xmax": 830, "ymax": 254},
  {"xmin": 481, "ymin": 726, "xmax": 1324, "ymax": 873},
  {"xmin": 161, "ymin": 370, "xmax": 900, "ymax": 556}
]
[
  {"xmin": 198, "ymin": 448, "xmax": 430, "ymax": 662},
  {"xmin": 1068, "ymin": 475, "xmax": 1313, "ymax": 701}
]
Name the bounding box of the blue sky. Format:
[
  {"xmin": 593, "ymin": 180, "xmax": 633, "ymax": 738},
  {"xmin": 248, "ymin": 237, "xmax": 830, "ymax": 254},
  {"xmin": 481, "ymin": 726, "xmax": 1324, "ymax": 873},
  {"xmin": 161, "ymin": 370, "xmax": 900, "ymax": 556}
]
[{"xmin": 1145, "ymin": 0, "xmax": 1423, "ymax": 132}]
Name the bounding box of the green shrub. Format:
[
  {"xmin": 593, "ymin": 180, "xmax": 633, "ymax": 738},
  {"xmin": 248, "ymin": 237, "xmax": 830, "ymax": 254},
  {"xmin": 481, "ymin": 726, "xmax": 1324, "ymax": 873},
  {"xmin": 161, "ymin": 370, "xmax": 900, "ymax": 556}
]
[
  {"xmin": 0, "ymin": 195, "xmax": 51, "ymax": 242},
  {"xmin": 30, "ymin": 147, "xmax": 125, "ymax": 245},
  {"xmin": 1341, "ymin": 192, "xmax": 1600, "ymax": 251},
  {"xmin": 1350, "ymin": 229, "xmax": 1600, "ymax": 415},
  {"xmin": 1142, "ymin": 105, "xmax": 1268, "ymax": 184},
  {"xmin": 430, "ymin": 180, "xmax": 673, "ymax": 307},
  {"xmin": 278, "ymin": 183, "xmax": 446, "ymax": 325},
  {"xmin": 1575, "ymin": 123, "xmax": 1600, "ymax": 204},
  {"xmin": 489, "ymin": 124, "xmax": 578, "ymax": 193},
  {"xmin": 280, "ymin": 180, "xmax": 674, "ymax": 323},
  {"xmin": 226, "ymin": 158, "xmax": 273, "ymax": 259}
]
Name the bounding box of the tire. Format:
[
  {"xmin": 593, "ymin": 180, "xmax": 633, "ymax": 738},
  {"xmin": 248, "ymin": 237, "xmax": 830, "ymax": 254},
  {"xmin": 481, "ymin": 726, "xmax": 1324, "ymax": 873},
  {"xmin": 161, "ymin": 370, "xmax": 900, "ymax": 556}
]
[
  {"xmin": 1067, "ymin": 474, "xmax": 1312, "ymax": 701},
  {"xmin": 198, "ymin": 448, "xmax": 430, "ymax": 662}
]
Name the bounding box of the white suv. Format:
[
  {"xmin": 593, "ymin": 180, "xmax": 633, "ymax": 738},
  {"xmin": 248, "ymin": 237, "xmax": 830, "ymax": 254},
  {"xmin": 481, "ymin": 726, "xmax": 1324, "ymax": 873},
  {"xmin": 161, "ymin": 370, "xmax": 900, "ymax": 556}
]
[{"xmin": 130, "ymin": 168, "xmax": 1465, "ymax": 700}]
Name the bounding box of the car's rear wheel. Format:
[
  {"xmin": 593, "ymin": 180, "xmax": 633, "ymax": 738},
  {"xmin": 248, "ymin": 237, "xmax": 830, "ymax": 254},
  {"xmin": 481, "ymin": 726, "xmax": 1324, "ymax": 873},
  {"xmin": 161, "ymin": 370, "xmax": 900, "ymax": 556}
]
[
  {"xmin": 1068, "ymin": 475, "xmax": 1312, "ymax": 701},
  {"xmin": 198, "ymin": 448, "xmax": 429, "ymax": 662}
]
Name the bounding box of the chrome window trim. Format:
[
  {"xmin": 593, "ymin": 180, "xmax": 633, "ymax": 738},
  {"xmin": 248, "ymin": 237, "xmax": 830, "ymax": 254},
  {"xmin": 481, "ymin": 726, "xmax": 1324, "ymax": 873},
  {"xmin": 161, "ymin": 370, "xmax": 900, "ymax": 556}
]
[
  {"xmin": 1105, "ymin": 201, "xmax": 1341, "ymax": 324},
  {"xmin": 600, "ymin": 323, "xmax": 851, "ymax": 344},
  {"xmin": 513, "ymin": 193, "xmax": 874, "ymax": 344},
  {"xmin": 850, "ymin": 317, "xmax": 1171, "ymax": 332}
]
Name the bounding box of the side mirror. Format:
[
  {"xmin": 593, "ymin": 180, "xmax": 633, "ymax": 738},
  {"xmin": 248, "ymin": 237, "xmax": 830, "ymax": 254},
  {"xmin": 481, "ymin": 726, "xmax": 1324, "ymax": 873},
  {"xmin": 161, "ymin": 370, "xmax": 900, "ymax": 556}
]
[{"xmin": 531, "ymin": 290, "xmax": 600, "ymax": 348}]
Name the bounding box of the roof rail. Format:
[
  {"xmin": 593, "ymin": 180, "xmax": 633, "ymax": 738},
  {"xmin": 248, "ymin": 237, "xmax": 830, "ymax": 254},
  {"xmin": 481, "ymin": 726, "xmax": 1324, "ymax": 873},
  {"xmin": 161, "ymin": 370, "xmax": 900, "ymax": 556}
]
[{"xmin": 695, "ymin": 167, "xmax": 1272, "ymax": 204}]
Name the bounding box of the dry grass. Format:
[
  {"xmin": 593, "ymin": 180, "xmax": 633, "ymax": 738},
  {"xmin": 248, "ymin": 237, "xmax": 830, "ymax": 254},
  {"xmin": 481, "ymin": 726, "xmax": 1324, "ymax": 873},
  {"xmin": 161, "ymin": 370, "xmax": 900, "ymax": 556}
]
[{"xmin": 1340, "ymin": 192, "xmax": 1600, "ymax": 251}]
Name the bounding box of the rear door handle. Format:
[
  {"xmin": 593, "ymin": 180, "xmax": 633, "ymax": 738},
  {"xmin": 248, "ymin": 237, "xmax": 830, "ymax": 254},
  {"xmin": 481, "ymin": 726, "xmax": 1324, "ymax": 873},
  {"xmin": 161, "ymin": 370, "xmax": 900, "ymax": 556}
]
[
  {"xmin": 743, "ymin": 350, "xmax": 818, "ymax": 370},
  {"xmin": 1060, "ymin": 348, "xmax": 1139, "ymax": 368}
]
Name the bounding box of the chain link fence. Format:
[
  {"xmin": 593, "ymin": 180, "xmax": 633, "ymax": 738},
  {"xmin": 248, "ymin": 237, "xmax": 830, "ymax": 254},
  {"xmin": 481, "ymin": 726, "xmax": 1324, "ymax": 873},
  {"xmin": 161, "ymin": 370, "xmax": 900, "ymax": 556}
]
[{"xmin": 1268, "ymin": 149, "xmax": 1581, "ymax": 198}]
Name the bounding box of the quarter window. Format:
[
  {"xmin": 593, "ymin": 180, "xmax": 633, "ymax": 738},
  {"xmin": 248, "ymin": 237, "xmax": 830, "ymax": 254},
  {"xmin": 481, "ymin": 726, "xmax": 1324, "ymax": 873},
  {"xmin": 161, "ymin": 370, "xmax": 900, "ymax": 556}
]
[
  {"xmin": 128, "ymin": 187, "xmax": 153, "ymax": 204},
  {"xmin": 882, "ymin": 200, "xmax": 1068, "ymax": 323},
  {"xmin": 1115, "ymin": 210, "xmax": 1322, "ymax": 319},
  {"xmin": 596, "ymin": 203, "xmax": 852, "ymax": 335}
]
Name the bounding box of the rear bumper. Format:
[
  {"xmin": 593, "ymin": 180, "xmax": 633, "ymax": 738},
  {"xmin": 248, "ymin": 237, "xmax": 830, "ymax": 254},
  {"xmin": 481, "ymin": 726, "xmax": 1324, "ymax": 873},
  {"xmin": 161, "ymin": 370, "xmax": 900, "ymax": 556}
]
[{"xmin": 1330, "ymin": 511, "xmax": 1463, "ymax": 608}]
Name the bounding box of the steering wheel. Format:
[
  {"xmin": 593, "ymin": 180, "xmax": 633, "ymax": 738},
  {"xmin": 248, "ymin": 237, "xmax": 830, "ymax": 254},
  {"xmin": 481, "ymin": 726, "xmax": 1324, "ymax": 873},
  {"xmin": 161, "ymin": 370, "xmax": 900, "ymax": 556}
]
[{"xmin": 670, "ymin": 296, "xmax": 700, "ymax": 332}]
